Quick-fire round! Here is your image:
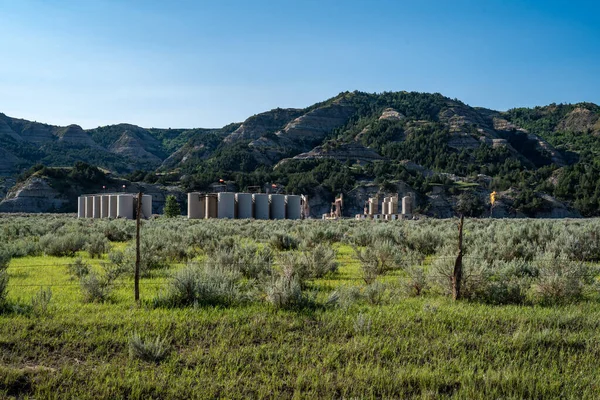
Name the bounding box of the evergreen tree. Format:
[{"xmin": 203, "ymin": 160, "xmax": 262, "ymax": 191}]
[{"xmin": 163, "ymin": 195, "xmax": 181, "ymax": 218}]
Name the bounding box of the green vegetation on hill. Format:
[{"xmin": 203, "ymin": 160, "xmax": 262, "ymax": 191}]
[{"xmin": 2, "ymin": 92, "xmax": 600, "ymax": 217}]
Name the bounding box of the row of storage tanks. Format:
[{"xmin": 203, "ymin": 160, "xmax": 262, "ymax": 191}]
[
  {"xmin": 188, "ymin": 192, "xmax": 302, "ymax": 220},
  {"xmin": 367, "ymin": 196, "xmax": 413, "ymax": 216},
  {"xmin": 77, "ymin": 194, "xmax": 152, "ymax": 220}
]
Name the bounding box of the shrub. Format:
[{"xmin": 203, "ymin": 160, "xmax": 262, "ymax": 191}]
[
  {"xmin": 100, "ymin": 220, "xmax": 134, "ymax": 242},
  {"xmin": 265, "ymin": 274, "xmax": 306, "ymax": 310},
  {"xmin": 156, "ymin": 262, "xmax": 244, "ymax": 307},
  {"xmin": 269, "ymin": 232, "xmax": 300, "ymax": 251},
  {"xmin": 39, "ymin": 232, "xmax": 86, "ymax": 257},
  {"xmin": 402, "ymin": 265, "xmax": 429, "ymax": 297},
  {"xmin": 85, "ymin": 233, "xmax": 110, "ymax": 258},
  {"xmin": 209, "ymin": 243, "xmax": 273, "ymax": 279},
  {"xmin": 80, "ymin": 262, "xmax": 126, "ymax": 303},
  {"xmin": 67, "ymin": 257, "xmax": 91, "ymax": 279},
  {"xmin": 302, "ymin": 244, "xmax": 338, "ymax": 278},
  {"xmin": 363, "ymin": 281, "xmax": 387, "ymax": 305},
  {"xmin": 31, "ymin": 287, "xmax": 52, "ymax": 317},
  {"xmin": 129, "ymin": 332, "xmax": 170, "ymax": 363},
  {"xmin": 528, "ymin": 254, "xmax": 590, "ymax": 305},
  {"xmin": 353, "ymin": 312, "xmax": 372, "ymax": 334},
  {"xmin": 353, "ymin": 240, "xmax": 400, "ymax": 284},
  {"xmin": 327, "ymin": 285, "xmax": 362, "ymax": 310}
]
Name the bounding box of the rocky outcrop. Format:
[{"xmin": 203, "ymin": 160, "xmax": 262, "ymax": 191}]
[
  {"xmin": 0, "ymin": 177, "xmax": 68, "ymax": 213},
  {"xmin": 224, "ymin": 108, "xmax": 303, "ymax": 143},
  {"xmin": 447, "ymin": 132, "xmax": 481, "ymax": 150},
  {"xmin": 291, "ymin": 142, "xmax": 385, "ymax": 165},
  {"xmin": 556, "ymin": 107, "xmax": 599, "ymax": 134},
  {"xmin": 493, "ymin": 117, "xmax": 565, "ymax": 166},
  {"xmin": 275, "ymin": 101, "xmax": 356, "ymax": 146},
  {"xmin": 0, "ymin": 175, "xmax": 186, "ymax": 215},
  {"xmin": 55, "ymin": 125, "xmax": 99, "ymax": 147},
  {"xmin": 109, "ymin": 132, "xmax": 163, "ymax": 165},
  {"xmin": 379, "ymin": 108, "xmax": 405, "ymax": 121}
]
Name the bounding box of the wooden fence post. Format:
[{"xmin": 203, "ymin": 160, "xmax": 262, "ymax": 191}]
[
  {"xmin": 135, "ymin": 192, "xmax": 142, "ymax": 304},
  {"xmin": 452, "ymin": 215, "xmax": 464, "ymax": 301}
]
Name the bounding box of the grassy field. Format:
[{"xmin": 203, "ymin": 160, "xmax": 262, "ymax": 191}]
[{"xmin": 2, "ymin": 216, "xmax": 600, "ymax": 398}]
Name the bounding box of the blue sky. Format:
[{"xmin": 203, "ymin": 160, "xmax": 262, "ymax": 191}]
[{"xmin": 0, "ymin": 0, "xmax": 598, "ymax": 129}]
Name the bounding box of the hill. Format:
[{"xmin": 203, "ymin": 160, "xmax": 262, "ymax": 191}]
[{"xmin": 1, "ymin": 91, "xmax": 600, "ymax": 217}]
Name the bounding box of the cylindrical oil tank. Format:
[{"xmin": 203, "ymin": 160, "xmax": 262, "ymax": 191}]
[
  {"xmin": 253, "ymin": 194, "xmax": 270, "ymax": 220},
  {"xmin": 382, "ymin": 199, "xmax": 389, "ymax": 215},
  {"xmin": 108, "ymin": 195, "xmax": 118, "ymax": 218},
  {"xmin": 85, "ymin": 196, "xmax": 93, "ymax": 218},
  {"xmin": 270, "ymin": 194, "xmax": 285, "ymax": 220},
  {"xmin": 286, "ymin": 195, "xmax": 301, "ymax": 220},
  {"xmin": 390, "ymin": 199, "xmax": 399, "ymax": 215},
  {"xmin": 205, "ymin": 194, "xmax": 218, "ymax": 219},
  {"xmin": 188, "ymin": 192, "xmax": 205, "ymax": 219},
  {"xmin": 235, "ymin": 193, "xmax": 253, "ymax": 219},
  {"xmin": 92, "ymin": 196, "xmax": 101, "ymax": 219},
  {"xmin": 117, "ymin": 195, "xmax": 134, "ymax": 219},
  {"xmin": 141, "ymin": 195, "xmax": 152, "ymax": 219},
  {"xmin": 77, "ymin": 196, "xmax": 85, "ymax": 218},
  {"xmin": 368, "ymin": 199, "xmax": 378, "ymax": 215},
  {"xmin": 100, "ymin": 195, "xmax": 110, "ymax": 218},
  {"xmin": 402, "ymin": 196, "xmax": 413, "ymax": 216},
  {"xmin": 218, "ymin": 192, "xmax": 235, "ymax": 219}
]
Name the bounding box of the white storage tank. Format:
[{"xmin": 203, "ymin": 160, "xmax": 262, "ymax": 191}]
[
  {"xmin": 235, "ymin": 193, "xmax": 253, "ymax": 219},
  {"xmin": 205, "ymin": 194, "xmax": 218, "ymax": 219},
  {"xmin": 77, "ymin": 196, "xmax": 85, "ymax": 218},
  {"xmin": 141, "ymin": 195, "xmax": 152, "ymax": 219},
  {"xmin": 85, "ymin": 196, "xmax": 93, "ymax": 218},
  {"xmin": 402, "ymin": 196, "xmax": 413, "ymax": 216},
  {"xmin": 286, "ymin": 195, "xmax": 301, "ymax": 220},
  {"xmin": 270, "ymin": 194, "xmax": 285, "ymax": 220},
  {"xmin": 108, "ymin": 195, "xmax": 118, "ymax": 218},
  {"xmin": 253, "ymin": 194, "xmax": 270, "ymax": 220},
  {"xmin": 92, "ymin": 196, "xmax": 101, "ymax": 219},
  {"xmin": 188, "ymin": 193, "xmax": 205, "ymax": 219},
  {"xmin": 218, "ymin": 192, "xmax": 235, "ymax": 219},
  {"xmin": 117, "ymin": 195, "xmax": 134, "ymax": 219},
  {"xmin": 100, "ymin": 195, "xmax": 110, "ymax": 218}
]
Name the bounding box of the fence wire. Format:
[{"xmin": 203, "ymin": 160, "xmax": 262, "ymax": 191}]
[{"xmin": 6, "ymin": 256, "xmax": 600, "ymax": 288}]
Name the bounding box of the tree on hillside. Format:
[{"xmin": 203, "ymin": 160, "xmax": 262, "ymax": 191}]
[{"xmin": 163, "ymin": 195, "xmax": 181, "ymax": 218}]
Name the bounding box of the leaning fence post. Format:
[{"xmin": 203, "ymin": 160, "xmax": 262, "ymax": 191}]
[{"xmin": 452, "ymin": 215, "xmax": 464, "ymax": 301}]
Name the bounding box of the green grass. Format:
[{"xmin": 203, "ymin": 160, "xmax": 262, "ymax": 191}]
[{"xmin": 2, "ymin": 217, "xmax": 600, "ymax": 398}]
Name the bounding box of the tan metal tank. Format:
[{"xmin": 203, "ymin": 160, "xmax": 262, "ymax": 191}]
[
  {"xmin": 187, "ymin": 192, "xmax": 205, "ymax": 219},
  {"xmin": 85, "ymin": 196, "xmax": 93, "ymax": 218},
  {"xmin": 77, "ymin": 196, "xmax": 85, "ymax": 218},
  {"xmin": 205, "ymin": 194, "xmax": 218, "ymax": 218},
  {"xmin": 92, "ymin": 196, "xmax": 101, "ymax": 219},
  {"xmin": 100, "ymin": 195, "xmax": 109, "ymax": 218},
  {"xmin": 108, "ymin": 195, "xmax": 118, "ymax": 218}
]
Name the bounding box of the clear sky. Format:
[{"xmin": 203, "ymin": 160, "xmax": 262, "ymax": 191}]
[{"xmin": 0, "ymin": 0, "xmax": 598, "ymax": 129}]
